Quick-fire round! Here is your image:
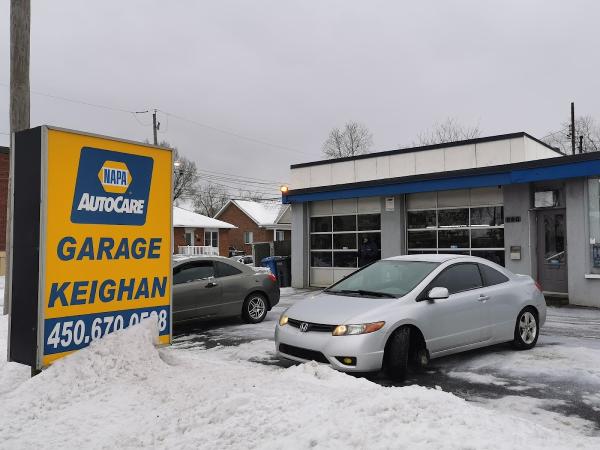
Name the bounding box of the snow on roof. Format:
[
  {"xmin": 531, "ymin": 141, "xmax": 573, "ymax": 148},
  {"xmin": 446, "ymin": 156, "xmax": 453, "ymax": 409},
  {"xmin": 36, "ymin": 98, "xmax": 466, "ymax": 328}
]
[
  {"xmin": 173, "ymin": 206, "xmax": 236, "ymax": 229},
  {"xmin": 218, "ymin": 200, "xmax": 289, "ymax": 227}
]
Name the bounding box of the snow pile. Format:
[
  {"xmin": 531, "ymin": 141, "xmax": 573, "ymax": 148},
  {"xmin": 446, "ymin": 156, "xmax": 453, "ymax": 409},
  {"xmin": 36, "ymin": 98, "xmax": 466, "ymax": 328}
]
[
  {"xmin": 0, "ymin": 313, "xmax": 30, "ymax": 396},
  {"xmin": 1, "ymin": 318, "xmax": 598, "ymax": 449},
  {"xmin": 449, "ymin": 343, "xmax": 600, "ymax": 386}
]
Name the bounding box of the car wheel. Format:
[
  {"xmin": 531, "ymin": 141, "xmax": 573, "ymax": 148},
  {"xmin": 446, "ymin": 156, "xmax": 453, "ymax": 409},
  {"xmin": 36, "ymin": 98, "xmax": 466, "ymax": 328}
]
[
  {"xmin": 384, "ymin": 327, "xmax": 410, "ymax": 380},
  {"xmin": 512, "ymin": 307, "xmax": 539, "ymax": 350},
  {"xmin": 242, "ymin": 293, "xmax": 268, "ymax": 324}
]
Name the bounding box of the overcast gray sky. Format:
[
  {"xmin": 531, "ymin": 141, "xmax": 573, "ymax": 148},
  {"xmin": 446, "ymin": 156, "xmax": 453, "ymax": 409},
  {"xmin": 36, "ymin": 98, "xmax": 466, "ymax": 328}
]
[{"xmin": 2, "ymin": 1, "xmax": 599, "ymax": 196}]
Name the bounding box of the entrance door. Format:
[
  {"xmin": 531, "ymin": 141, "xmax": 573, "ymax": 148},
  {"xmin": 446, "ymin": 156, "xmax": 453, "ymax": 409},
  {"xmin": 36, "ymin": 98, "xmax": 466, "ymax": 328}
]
[{"xmin": 537, "ymin": 209, "xmax": 567, "ymax": 293}]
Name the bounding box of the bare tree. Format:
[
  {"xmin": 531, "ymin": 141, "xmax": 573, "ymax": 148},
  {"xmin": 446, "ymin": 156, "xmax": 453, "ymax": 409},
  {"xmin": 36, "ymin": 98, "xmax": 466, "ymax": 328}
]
[
  {"xmin": 148, "ymin": 140, "xmax": 198, "ymax": 201},
  {"xmin": 543, "ymin": 115, "xmax": 600, "ymax": 154},
  {"xmin": 193, "ymin": 183, "xmax": 229, "ymax": 217},
  {"xmin": 322, "ymin": 121, "xmax": 373, "ymax": 158},
  {"xmin": 413, "ymin": 117, "xmax": 481, "ymax": 146}
]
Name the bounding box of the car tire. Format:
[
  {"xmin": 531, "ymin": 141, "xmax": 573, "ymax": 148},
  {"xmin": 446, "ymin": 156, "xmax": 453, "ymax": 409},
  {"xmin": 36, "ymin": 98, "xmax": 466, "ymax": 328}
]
[
  {"xmin": 384, "ymin": 327, "xmax": 410, "ymax": 380},
  {"xmin": 512, "ymin": 307, "xmax": 539, "ymax": 350},
  {"xmin": 242, "ymin": 293, "xmax": 268, "ymax": 324}
]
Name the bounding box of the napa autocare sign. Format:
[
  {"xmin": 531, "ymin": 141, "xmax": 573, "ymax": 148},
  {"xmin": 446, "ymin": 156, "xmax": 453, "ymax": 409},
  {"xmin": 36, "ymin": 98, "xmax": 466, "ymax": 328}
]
[{"xmin": 8, "ymin": 126, "xmax": 172, "ymax": 369}]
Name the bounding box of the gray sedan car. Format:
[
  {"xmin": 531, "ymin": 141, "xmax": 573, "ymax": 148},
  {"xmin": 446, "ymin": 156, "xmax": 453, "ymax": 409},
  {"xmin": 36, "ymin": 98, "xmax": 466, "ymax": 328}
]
[
  {"xmin": 173, "ymin": 256, "xmax": 279, "ymax": 324},
  {"xmin": 275, "ymin": 254, "xmax": 546, "ymax": 379}
]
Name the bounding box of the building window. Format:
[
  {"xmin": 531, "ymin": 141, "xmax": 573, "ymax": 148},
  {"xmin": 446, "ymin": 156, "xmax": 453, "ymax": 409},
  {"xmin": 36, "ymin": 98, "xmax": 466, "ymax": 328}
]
[
  {"xmin": 407, "ymin": 204, "xmax": 505, "ymax": 266},
  {"xmin": 588, "ymin": 178, "xmax": 600, "ymax": 274},
  {"xmin": 244, "ymin": 231, "xmax": 254, "ymax": 244},
  {"xmin": 275, "ymin": 230, "xmax": 286, "ymax": 241},
  {"xmin": 310, "ymin": 214, "xmax": 381, "ymax": 268},
  {"xmin": 204, "ymin": 230, "xmax": 218, "ymax": 248}
]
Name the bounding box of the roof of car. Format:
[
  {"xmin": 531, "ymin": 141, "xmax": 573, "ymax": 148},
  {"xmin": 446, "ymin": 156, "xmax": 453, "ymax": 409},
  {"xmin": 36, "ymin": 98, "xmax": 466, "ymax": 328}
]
[{"xmin": 385, "ymin": 254, "xmax": 464, "ymax": 263}]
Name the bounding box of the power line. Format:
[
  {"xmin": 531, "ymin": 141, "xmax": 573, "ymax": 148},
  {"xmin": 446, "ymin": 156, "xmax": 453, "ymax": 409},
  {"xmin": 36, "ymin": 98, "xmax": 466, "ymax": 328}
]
[
  {"xmin": 196, "ymin": 172, "xmax": 283, "ymax": 187},
  {"xmin": 196, "ymin": 168, "xmax": 286, "ymax": 185},
  {"xmin": 158, "ymin": 108, "xmax": 310, "ymax": 155},
  {"xmin": 0, "ymin": 81, "xmax": 144, "ymax": 115},
  {"xmin": 196, "ymin": 177, "xmax": 280, "ymax": 196}
]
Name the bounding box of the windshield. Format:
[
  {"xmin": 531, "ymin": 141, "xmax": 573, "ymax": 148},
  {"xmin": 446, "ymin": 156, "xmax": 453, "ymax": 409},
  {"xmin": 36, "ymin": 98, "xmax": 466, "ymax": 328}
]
[{"xmin": 326, "ymin": 260, "xmax": 439, "ymax": 298}]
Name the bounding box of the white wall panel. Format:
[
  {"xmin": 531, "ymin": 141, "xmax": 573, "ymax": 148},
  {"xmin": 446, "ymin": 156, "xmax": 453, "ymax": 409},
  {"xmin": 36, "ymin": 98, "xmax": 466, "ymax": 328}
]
[
  {"xmin": 331, "ymin": 160, "xmax": 356, "ymax": 185},
  {"xmin": 355, "ymin": 158, "xmax": 377, "ymax": 182},
  {"xmin": 416, "ymin": 149, "xmax": 444, "ymax": 175},
  {"xmin": 290, "ymin": 166, "xmax": 310, "ymax": 190},
  {"xmin": 389, "ymin": 153, "xmax": 416, "ymax": 178},
  {"xmin": 310, "ymin": 268, "xmax": 334, "ymax": 287},
  {"xmin": 444, "ymin": 145, "xmax": 476, "ymax": 172},
  {"xmin": 376, "ymin": 156, "xmax": 390, "ymax": 179},
  {"xmin": 310, "ymin": 164, "xmax": 332, "ymax": 187},
  {"xmin": 509, "ymin": 137, "xmax": 526, "ymax": 163},
  {"xmin": 475, "ymin": 140, "xmax": 511, "ymax": 167},
  {"xmin": 291, "ymin": 135, "xmax": 561, "ymax": 192}
]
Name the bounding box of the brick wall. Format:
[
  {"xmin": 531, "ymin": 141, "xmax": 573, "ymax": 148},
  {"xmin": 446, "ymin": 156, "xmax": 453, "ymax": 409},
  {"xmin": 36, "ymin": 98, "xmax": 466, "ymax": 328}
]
[
  {"xmin": 173, "ymin": 227, "xmax": 206, "ymax": 253},
  {"xmin": 0, "ymin": 148, "xmax": 9, "ymax": 252},
  {"xmin": 216, "ymin": 203, "xmax": 274, "ymax": 255},
  {"xmin": 174, "ymin": 226, "xmax": 232, "ymax": 257}
]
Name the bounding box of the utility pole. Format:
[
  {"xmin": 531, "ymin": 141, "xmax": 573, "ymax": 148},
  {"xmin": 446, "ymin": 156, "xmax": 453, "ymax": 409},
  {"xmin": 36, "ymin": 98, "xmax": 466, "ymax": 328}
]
[
  {"xmin": 4, "ymin": 0, "xmax": 31, "ymax": 316},
  {"xmin": 152, "ymin": 109, "xmax": 159, "ymax": 145},
  {"xmin": 571, "ymin": 102, "xmax": 576, "ymax": 155}
]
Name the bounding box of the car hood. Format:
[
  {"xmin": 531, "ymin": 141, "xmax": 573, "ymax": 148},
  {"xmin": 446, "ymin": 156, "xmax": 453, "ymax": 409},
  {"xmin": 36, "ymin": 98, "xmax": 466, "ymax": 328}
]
[{"xmin": 285, "ymin": 292, "xmax": 398, "ymax": 325}]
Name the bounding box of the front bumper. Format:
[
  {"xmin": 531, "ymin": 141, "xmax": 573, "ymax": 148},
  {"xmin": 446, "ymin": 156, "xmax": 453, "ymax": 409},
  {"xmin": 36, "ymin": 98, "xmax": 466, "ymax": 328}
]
[{"xmin": 274, "ymin": 323, "xmax": 385, "ymax": 372}]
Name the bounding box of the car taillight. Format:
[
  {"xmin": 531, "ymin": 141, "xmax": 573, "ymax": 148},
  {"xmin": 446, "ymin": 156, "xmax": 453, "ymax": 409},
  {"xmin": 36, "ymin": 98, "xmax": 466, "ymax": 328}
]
[
  {"xmin": 535, "ymin": 281, "xmax": 543, "ymax": 292},
  {"xmin": 268, "ymin": 273, "xmax": 277, "ymax": 283}
]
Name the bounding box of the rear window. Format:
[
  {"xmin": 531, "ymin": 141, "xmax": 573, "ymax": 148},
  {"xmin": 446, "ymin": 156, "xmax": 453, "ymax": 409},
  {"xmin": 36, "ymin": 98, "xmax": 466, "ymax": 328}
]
[
  {"xmin": 215, "ymin": 261, "xmax": 243, "ymax": 278},
  {"xmin": 479, "ymin": 263, "xmax": 509, "ymax": 286},
  {"xmin": 431, "ymin": 263, "xmax": 483, "ymax": 294}
]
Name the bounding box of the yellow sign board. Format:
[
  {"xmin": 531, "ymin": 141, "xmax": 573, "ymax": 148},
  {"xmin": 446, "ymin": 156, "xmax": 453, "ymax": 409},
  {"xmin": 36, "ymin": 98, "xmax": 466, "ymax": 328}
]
[{"xmin": 22, "ymin": 127, "xmax": 172, "ymax": 367}]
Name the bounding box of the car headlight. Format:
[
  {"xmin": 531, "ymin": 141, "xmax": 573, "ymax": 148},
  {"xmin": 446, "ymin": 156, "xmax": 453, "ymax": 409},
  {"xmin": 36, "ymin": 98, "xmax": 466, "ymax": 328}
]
[
  {"xmin": 332, "ymin": 321, "xmax": 385, "ymax": 336},
  {"xmin": 279, "ymin": 314, "xmax": 289, "ymax": 326}
]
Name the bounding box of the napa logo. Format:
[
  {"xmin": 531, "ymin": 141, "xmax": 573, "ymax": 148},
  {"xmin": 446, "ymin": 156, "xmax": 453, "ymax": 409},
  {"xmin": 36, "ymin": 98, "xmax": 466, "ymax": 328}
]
[
  {"xmin": 99, "ymin": 161, "xmax": 131, "ymax": 194},
  {"xmin": 71, "ymin": 147, "xmax": 154, "ymax": 226}
]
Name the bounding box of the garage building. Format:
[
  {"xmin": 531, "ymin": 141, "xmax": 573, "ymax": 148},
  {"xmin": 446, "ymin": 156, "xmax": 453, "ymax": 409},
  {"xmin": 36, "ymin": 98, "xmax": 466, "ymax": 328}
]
[{"xmin": 283, "ymin": 132, "xmax": 600, "ymax": 308}]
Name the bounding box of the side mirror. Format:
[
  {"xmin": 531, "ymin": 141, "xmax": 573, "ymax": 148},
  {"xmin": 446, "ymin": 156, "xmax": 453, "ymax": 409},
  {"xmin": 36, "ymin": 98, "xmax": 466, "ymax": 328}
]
[{"xmin": 428, "ymin": 287, "xmax": 449, "ymax": 300}]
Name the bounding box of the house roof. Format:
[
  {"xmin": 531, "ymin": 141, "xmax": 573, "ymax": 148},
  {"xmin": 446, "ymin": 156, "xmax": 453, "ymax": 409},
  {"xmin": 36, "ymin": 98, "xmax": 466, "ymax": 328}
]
[
  {"xmin": 173, "ymin": 206, "xmax": 236, "ymax": 229},
  {"xmin": 215, "ymin": 200, "xmax": 290, "ymax": 227}
]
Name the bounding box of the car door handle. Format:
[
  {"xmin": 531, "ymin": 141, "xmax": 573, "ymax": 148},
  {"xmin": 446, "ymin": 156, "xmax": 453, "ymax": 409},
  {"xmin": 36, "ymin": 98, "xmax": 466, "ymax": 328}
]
[
  {"xmin": 205, "ymin": 282, "xmax": 218, "ymax": 288},
  {"xmin": 478, "ymin": 295, "xmax": 490, "ymax": 302}
]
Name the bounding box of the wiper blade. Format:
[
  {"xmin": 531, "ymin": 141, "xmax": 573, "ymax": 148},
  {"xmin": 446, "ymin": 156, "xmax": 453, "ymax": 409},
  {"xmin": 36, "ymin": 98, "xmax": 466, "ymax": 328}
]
[{"xmin": 337, "ymin": 289, "xmax": 396, "ymax": 298}]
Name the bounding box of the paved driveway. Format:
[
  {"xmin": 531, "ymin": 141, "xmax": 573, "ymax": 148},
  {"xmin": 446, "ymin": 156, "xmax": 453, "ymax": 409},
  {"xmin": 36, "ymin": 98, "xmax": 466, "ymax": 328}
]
[{"xmin": 173, "ymin": 289, "xmax": 600, "ymax": 436}]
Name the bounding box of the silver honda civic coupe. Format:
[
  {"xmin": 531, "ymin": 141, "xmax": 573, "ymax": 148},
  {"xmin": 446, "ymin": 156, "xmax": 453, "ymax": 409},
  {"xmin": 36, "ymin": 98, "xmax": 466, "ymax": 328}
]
[{"xmin": 275, "ymin": 254, "xmax": 546, "ymax": 379}]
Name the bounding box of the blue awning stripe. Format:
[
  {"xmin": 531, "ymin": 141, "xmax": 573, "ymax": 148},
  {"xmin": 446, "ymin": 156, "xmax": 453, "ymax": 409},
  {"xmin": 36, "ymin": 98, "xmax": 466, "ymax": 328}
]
[{"xmin": 282, "ymin": 159, "xmax": 600, "ymax": 204}]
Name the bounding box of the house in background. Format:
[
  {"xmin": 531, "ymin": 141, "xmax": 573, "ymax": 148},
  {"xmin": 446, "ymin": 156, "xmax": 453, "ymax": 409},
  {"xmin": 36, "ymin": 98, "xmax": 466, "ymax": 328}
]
[
  {"xmin": 215, "ymin": 200, "xmax": 291, "ymax": 256},
  {"xmin": 173, "ymin": 206, "xmax": 236, "ymax": 256}
]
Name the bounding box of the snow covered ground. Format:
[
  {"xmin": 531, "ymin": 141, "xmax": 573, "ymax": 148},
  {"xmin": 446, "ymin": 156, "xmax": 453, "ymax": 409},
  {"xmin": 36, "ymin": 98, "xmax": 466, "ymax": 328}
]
[{"xmin": 1, "ymin": 284, "xmax": 600, "ymax": 448}]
